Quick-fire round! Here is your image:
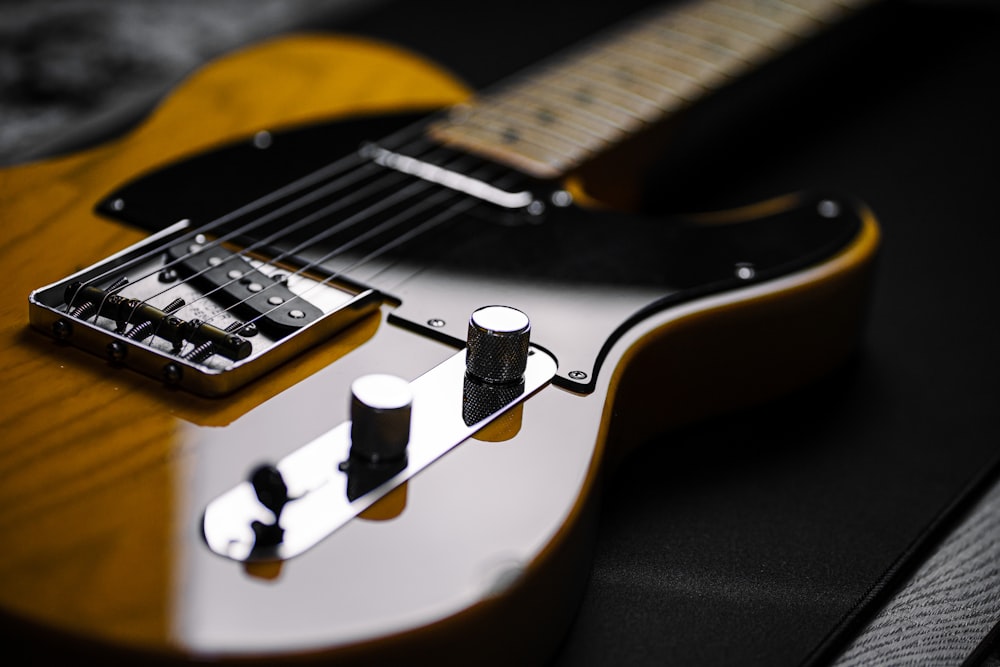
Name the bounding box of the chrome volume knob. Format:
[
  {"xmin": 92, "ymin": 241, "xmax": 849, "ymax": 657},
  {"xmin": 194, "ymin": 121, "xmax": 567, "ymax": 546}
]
[
  {"xmin": 349, "ymin": 374, "xmax": 413, "ymax": 464},
  {"xmin": 465, "ymin": 306, "xmax": 531, "ymax": 384}
]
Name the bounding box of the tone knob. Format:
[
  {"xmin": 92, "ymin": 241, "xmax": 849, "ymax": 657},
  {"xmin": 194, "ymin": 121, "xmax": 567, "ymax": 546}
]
[
  {"xmin": 466, "ymin": 306, "xmax": 531, "ymax": 384},
  {"xmin": 349, "ymin": 374, "xmax": 413, "ymax": 464}
]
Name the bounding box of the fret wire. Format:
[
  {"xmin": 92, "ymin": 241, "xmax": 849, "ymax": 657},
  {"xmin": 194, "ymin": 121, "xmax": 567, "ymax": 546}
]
[
  {"xmin": 493, "ymin": 91, "xmax": 630, "ymax": 139},
  {"xmin": 571, "ymin": 50, "xmax": 690, "ymax": 110},
  {"xmin": 625, "ymin": 23, "xmax": 747, "ymax": 80},
  {"xmin": 431, "ymin": 120, "xmax": 571, "ymax": 176},
  {"xmin": 700, "ymin": 2, "xmax": 814, "ymax": 41},
  {"xmin": 441, "ymin": 112, "xmax": 575, "ymax": 159},
  {"xmin": 685, "ymin": 5, "xmax": 790, "ymax": 46},
  {"xmin": 427, "ymin": 0, "xmax": 866, "ymax": 180},
  {"xmin": 617, "ymin": 30, "xmax": 740, "ymax": 95},
  {"xmin": 526, "ymin": 66, "xmax": 658, "ymax": 126},
  {"xmin": 719, "ymin": 0, "xmax": 819, "ymax": 23},
  {"xmin": 457, "ymin": 104, "xmax": 602, "ymax": 159},
  {"xmin": 777, "ymin": 0, "xmax": 853, "ymax": 20},
  {"xmin": 474, "ymin": 95, "xmax": 623, "ymax": 145},
  {"xmin": 499, "ymin": 82, "xmax": 642, "ymax": 134},
  {"xmin": 593, "ymin": 44, "xmax": 709, "ymax": 106},
  {"xmin": 637, "ymin": 14, "xmax": 750, "ymax": 62},
  {"xmin": 612, "ymin": 36, "xmax": 719, "ymax": 86},
  {"xmin": 637, "ymin": 23, "xmax": 766, "ymax": 86},
  {"xmin": 650, "ymin": 11, "xmax": 754, "ymax": 64},
  {"xmin": 553, "ymin": 69, "xmax": 669, "ymax": 125}
]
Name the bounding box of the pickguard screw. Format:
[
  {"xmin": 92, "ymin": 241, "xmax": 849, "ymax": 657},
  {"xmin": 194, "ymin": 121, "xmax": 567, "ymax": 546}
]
[
  {"xmin": 240, "ymin": 322, "xmax": 259, "ymax": 337},
  {"xmin": 158, "ymin": 268, "xmax": 178, "ymax": 283},
  {"xmin": 551, "ymin": 190, "xmax": 573, "ymax": 207},
  {"xmin": 253, "ymin": 130, "xmax": 273, "ymax": 149},
  {"xmin": 110, "ymin": 198, "xmax": 125, "ymax": 211},
  {"xmin": 428, "ymin": 319, "xmax": 446, "ymax": 328},
  {"xmin": 52, "ymin": 319, "xmax": 73, "ymax": 340},
  {"xmin": 568, "ymin": 370, "xmax": 588, "ymax": 380},
  {"xmin": 817, "ymin": 199, "xmax": 841, "ymax": 218},
  {"xmin": 735, "ymin": 262, "xmax": 756, "ymax": 280}
]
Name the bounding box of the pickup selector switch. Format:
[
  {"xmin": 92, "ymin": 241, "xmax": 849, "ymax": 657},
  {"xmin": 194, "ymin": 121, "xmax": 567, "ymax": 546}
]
[
  {"xmin": 349, "ymin": 374, "xmax": 413, "ymax": 464},
  {"xmin": 466, "ymin": 306, "xmax": 531, "ymax": 384}
]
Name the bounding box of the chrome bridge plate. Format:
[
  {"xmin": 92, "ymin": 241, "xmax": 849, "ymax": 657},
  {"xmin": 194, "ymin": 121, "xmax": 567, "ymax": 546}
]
[
  {"xmin": 202, "ymin": 346, "xmax": 558, "ymax": 562},
  {"xmin": 28, "ymin": 221, "xmax": 380, "ymax": 396}
]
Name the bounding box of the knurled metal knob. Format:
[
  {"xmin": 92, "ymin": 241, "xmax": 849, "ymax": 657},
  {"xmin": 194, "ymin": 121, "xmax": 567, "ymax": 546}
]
[
  {"xmin": 465, "ymin": 306, "xmax": 531, "ymax": 384},
  {"xmin": 349, "ymin": 374, "xmax": 413, "ymax": 464}
]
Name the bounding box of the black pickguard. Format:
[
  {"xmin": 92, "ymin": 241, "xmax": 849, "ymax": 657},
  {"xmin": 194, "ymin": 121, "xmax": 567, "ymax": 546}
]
[{"xmin": 98, "ymin": 112, "xmax": 860, "ymax": 391}]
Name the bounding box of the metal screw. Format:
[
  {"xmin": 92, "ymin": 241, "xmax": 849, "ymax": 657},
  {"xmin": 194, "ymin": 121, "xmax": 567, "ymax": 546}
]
[
  {"xmin": 551, "ymin": 190, "xmax": 573, "ymax": 207},
  {"xmin": 158, "ymin": 268, "xmax": 178, "ymax": 283},
  {"xmin": 428, "ymin": 318, "xmax": 446, "ymax": 328},
  {"xmin": 52, "ymin": 319, "xmax": 72, "ymax": 340},
  {"xmin": 163, "ymin": 363, "xmax": 183, "ymax": 384},
  {"xmin": 817, "ymin": 199, "xmax": 841, "ymax": 219},
  {"xmin": 568, "ymin": 370, "xmax": 588, "ymax": 380},
  {"xmin": 110, "ymin": 198, "xmax": 125, "ymax": 211},
  {"xmin": 735, "ymin": 262, "xmax": 756, "ymax": 280},
  {"xmin": 106, "ymin": 341, "xmax": 127, "ymax": 362},
  {"xmin": 253, "ymin": 130, "xmax": 273, "ymax": 149}
]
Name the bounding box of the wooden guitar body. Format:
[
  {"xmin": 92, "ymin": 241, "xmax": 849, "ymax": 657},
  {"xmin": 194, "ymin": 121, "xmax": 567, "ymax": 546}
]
[{"xmin": 0, "ymin": 32, "xmax": 878, "ymax": 665}]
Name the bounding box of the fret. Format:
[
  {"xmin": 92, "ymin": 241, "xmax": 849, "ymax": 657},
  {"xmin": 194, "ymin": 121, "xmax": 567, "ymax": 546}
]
[
  {"xmin": 640, "ymin": 25, "xmax": 764, "ymax": 86},
  {"xmin": 455, "ymin": 102, "xmax": 609, "ymax": 158},
  {"xmin": 722, "ymin": 0, "xmax": 822, "ymax": 25},
  {"xmin": 507, "ymin": 82, "xmax": 644, "ymax": 135},
  {"xmin": 574, "ymin": 50, "xmax": 692, "ymax": 109},
  {"xmin": 778, "ymin": 0, "xmax": 861, "ymax": 22},
  {"xmin": 687, "ymin": 5, "xmax": 791, "ymax": 47},
  {"xmin": 639, "ymin": 12, "xmax": 757, "ymax": 63},
  {"xmin": 539, "ymin": 68, "xmax": 664, "ymax": 125},
  {"xmin": 607, "ymin": 48, "xmax": 710, "ymax": 106},
  {"xmin": 481, "ymin": 97, "xmax": 621, "ymax": 147},
  {"xmin": 498, "ymin": 90, "xmax": 631, "ymax": 139},
  {"xmin": 427, "ymin": 0, "xmax": 870, "ymax": 180},
  {"xmin": 439, "ymin": 120, "xmax": 572, "ymax": 177}
]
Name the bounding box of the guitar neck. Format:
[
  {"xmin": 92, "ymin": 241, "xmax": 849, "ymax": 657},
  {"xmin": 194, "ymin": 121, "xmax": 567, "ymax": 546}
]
[{"xmin": 428, "ymin": 0, "xmax": 872, "ymax": 179}]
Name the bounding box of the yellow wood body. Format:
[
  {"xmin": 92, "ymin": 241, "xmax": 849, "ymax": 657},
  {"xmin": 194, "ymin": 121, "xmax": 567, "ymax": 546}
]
[{"xmin": 0, "ymin": 34, "xmax": 469, "ymax": 657}]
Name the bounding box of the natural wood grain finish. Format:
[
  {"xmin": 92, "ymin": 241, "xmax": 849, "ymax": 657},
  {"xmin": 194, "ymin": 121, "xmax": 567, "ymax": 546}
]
[{"xmin": 0, "ymin": 34, "xmax": 468, "ymax": 646}]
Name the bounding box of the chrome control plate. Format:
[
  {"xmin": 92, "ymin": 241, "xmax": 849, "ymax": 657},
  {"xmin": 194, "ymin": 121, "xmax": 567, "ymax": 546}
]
[{"xmin": 202, "ymin": 345, "xmax": 558, "ymax": 562}]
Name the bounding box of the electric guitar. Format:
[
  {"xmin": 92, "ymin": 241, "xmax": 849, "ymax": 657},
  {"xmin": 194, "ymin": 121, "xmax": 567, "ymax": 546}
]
[{"xmin": 0, "ymin": 0, "xmax": 880, "ymax": 664}]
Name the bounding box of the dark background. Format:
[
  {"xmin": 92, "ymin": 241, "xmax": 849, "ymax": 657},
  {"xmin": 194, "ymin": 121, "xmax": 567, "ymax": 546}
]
[{"xmin": 3, "ymin": 1, "xmax": 1000, "ymax": 665}]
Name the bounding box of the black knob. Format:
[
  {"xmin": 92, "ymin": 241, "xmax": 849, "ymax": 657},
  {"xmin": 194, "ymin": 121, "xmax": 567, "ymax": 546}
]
[
  {"xmin": 349, "ymin": 374, "xmax": 413, "ymax": 464},
  {"xmin": 465, "ymin": 306, "xmax": 531, "ymax": 384}
]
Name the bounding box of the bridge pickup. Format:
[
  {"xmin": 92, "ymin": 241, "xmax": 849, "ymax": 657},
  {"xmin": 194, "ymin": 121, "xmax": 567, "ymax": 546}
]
[
  {"xmin": 166, "ymin": 240, "xmax": 323, "ymax": 336},
  {"xmin": 28, "ymin": 221, "xmax": 381, "ymax": 396}
]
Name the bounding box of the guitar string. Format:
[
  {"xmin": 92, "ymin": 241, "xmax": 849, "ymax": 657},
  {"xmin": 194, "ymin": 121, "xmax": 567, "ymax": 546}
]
[
  {"xmin": 72, "ymin": 0, "xmax": 729, "ymax": 311},
  {"xmin": 201, "ymin": 150, "xmax": 522, "ymax": 334},
  {"xmin": 67, "ymin": 119, "xmax": 433, "ymax": 314},
  {"xmin": 68, "ymin": 1, "xmax": 712, "ymax": 333},
  {"xmin": 201, "ymin": 180, "xmax": 490, "ymax": 340},
  {"xmin": 108, "ymin": 141, "xmax": 511, "ymax": 352},
  {"xmin": 83, "ymin": 135, "xmax": 448, "ymax": 331},
  {"xmin": 74, "ymin": 0, "xmax": 837, "ymax": 311},
  {"xmin": 121, "ymin": 149, "xmax": 441, "ymax": 325},
  {"xmin": 163, "ymin": 150, "xmax": 485, "ymax": 330}
]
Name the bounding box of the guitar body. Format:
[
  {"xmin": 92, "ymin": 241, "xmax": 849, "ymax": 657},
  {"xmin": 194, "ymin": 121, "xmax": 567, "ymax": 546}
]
[{"xmin": 0, "ymin": 34, "xmax": 878, "ymax": 665}]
